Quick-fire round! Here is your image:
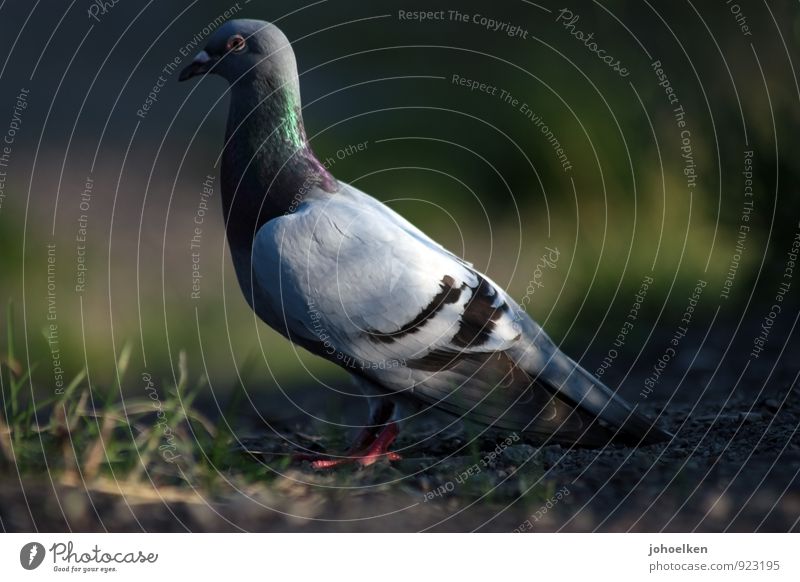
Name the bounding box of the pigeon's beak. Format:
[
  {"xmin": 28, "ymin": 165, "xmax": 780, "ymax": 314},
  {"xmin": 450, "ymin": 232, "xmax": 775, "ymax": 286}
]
[{"xmin": 178, "ymin": 50, "xmax": 214, "ymax": 82}]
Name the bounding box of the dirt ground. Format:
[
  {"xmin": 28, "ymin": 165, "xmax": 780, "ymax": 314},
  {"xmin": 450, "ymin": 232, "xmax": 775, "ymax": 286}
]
[
  {"xmin": 2, "ymin": 319, "xmax": 799, "ymax": 532},
  {"xmin": 1, "ymin": 394, "xmax": 797, "ymax": 532}
]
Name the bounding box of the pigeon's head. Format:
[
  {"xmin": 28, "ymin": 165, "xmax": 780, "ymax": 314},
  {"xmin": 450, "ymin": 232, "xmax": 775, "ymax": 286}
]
[{"xmin": 179, "ymin": 19, "xmax": 297, "ymax": 87}]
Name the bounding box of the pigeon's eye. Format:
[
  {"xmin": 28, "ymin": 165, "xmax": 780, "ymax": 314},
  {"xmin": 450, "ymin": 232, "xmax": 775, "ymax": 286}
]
[{"xmin": 226, "ymin": 34, "xmax": 246, "ymax": 53}]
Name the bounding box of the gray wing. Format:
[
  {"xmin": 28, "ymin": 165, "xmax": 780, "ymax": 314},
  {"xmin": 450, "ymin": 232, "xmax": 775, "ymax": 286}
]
[{"xmin": 252, "ymin": 183, "xmax": 670, "ymax": 445}]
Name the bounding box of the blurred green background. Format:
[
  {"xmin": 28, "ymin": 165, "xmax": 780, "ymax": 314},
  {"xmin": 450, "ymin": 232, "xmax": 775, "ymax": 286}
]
[{"xmin": 0, "ymin": 0, "xmax": 798, "ymax": 406}]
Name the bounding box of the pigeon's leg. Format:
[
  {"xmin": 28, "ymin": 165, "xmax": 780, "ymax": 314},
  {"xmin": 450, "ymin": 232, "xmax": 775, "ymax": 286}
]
[
  {"xmin": 308, "ymin": 421, "xmax": 400, "ymax": 469},
  {"xmin": 349, "ymin": 395, "xmax": 396, "ymax": 450},
  {"xmin": 295, "ymin": 396, "xmax": 402, "ymax": 469},
  {"xmin": 354, "ymin": 420, "xmax": 401, "ymax": 467}
]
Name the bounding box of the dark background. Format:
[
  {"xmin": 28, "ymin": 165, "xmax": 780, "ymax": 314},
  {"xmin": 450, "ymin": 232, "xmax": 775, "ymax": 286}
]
[{"xmin": 0, "ymin": 0, "xmax": 798, "ymax": 414}]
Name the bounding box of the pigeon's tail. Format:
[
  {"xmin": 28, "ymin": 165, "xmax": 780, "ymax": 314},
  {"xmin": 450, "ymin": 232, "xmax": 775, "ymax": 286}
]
[{"xmin": 533, "ymin": 350, "xmax": 673, "ymax": 446}]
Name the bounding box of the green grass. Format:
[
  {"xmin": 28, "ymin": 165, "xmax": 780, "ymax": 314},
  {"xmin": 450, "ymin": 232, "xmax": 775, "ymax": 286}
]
[
  {"xmin": 0, "ymin": 303, "xmax": 560, "ymax": 528},
  {"xmin": 0, "ymin": 304, "xmax": 251, "ymax": 491}
]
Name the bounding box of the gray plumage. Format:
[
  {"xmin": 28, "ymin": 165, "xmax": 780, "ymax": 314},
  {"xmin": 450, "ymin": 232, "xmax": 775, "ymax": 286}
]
[{"xmin": 180, "ymin": 19, "xmax": 671, "ymax": 450}]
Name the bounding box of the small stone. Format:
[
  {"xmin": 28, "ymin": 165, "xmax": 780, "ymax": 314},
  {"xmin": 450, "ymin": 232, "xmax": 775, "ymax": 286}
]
[
  {"xmin": 504, "ymin": 444, "xmax": 538, "ymax": 465},
  {"xmin": 738, "ymin": 411, "xmax": 763, "ymax": 423}
]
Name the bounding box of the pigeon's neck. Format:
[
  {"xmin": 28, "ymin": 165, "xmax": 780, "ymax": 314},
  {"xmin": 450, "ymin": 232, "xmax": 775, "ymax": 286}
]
[{"xmin": 222, "ymin": 78, "xmax": 336, "ymax": 251}]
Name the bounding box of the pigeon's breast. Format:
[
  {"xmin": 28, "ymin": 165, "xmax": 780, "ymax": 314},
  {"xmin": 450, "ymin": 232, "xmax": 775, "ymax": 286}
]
[{"xmin": 249, "ymin": 193, "xmax": 477, "ymax": 352}]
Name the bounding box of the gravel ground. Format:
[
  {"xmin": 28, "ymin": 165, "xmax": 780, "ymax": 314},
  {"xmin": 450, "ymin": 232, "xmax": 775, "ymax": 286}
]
[
  {"xmin": 2, "ymin": 382, "xmax": 797, "ymax": 532},
  {"xmin": 2, "ymin": 320, "xmax": 798, "ymax": 532}
]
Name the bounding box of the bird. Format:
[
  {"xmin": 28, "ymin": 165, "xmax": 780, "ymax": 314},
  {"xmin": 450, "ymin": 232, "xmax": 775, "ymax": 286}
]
[{"xmin": 179, "ymin": 19, "xmax": 671, "ymax": 468}]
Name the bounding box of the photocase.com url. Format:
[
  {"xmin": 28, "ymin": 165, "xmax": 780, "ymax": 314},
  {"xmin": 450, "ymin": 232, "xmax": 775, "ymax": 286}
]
[{"xmin": 649, "ymin": 560, "xmax": 781, "ymax": 574}]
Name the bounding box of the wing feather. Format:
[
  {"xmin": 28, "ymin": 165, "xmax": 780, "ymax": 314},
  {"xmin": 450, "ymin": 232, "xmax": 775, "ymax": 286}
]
[{"xmin": 250, "ymin": 182, "xmax": 669, "ymax": 445}]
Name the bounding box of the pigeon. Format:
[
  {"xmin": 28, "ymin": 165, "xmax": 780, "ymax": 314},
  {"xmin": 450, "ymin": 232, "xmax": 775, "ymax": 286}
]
[{"xmin": 179, "ymin": 19, "xmax": 671, "ymax": 467}]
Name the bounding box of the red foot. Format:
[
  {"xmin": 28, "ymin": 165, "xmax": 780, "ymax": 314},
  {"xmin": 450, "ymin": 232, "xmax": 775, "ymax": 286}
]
[{"xmin": 293, "ymin": 422, "xmax": 401, "ymax": 469}]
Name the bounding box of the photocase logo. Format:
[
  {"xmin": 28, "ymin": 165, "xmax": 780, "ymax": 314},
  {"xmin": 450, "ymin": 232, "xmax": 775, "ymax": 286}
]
[{"xmin": 19, "ymin": 542, "xmax": 46, "ymax": 570}]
